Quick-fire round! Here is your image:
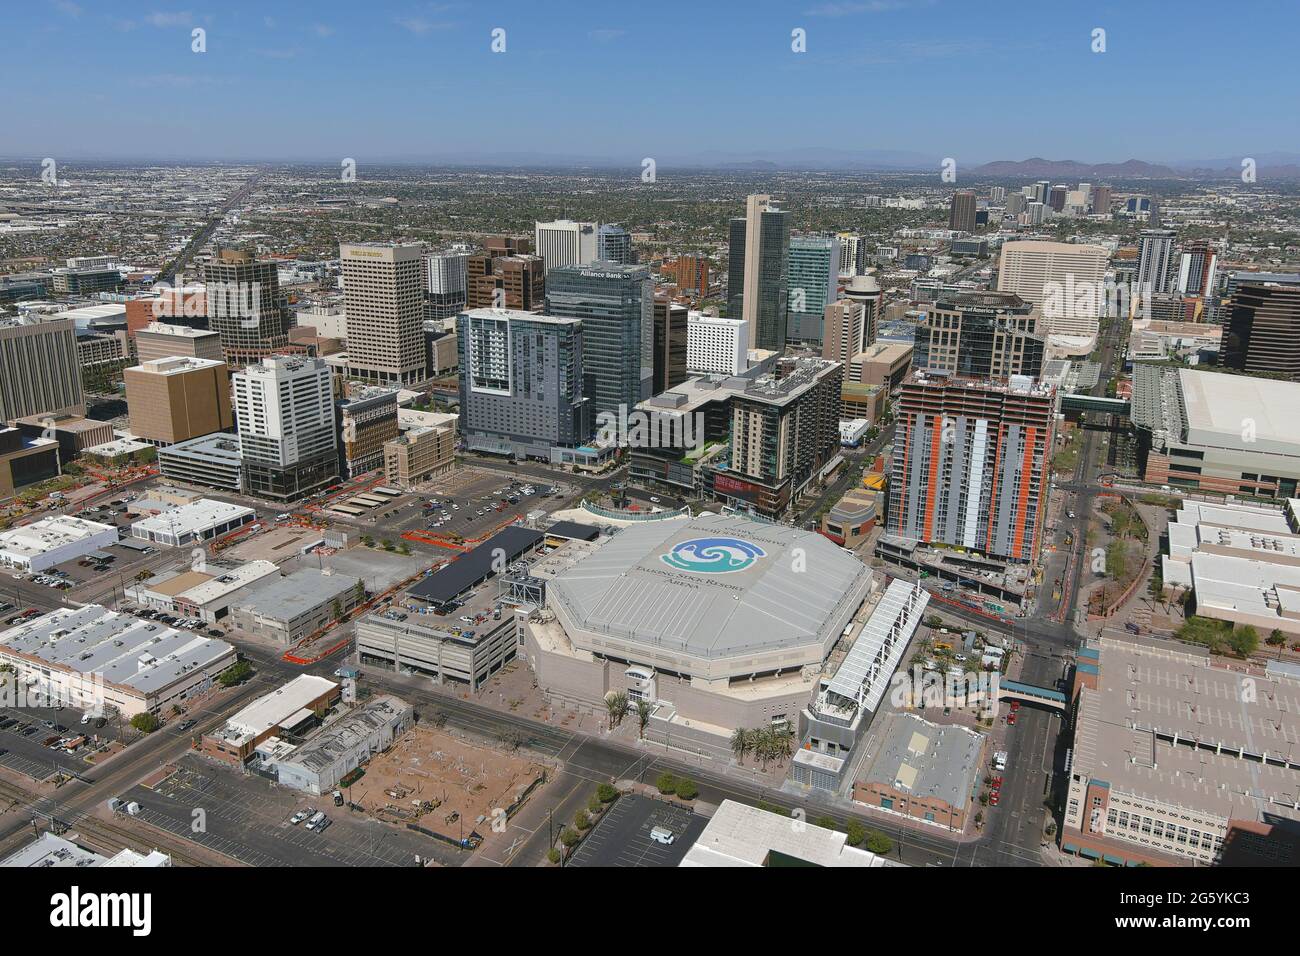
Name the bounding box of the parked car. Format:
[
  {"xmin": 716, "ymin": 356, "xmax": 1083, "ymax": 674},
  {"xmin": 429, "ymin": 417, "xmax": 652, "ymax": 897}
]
[{"xmin": 289, "ymin": 810, "xmax": 309, "ymax": 826}]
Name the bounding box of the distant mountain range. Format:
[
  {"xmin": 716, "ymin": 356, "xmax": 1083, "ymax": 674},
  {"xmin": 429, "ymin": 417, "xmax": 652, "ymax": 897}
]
[{"xmin": 969, "ymin": 156, "xmax": 1300, "ymax": 181}]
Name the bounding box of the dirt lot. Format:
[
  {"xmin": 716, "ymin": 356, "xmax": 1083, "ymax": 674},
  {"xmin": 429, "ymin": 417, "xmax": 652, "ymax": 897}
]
[{"xmin": 347, "ymin": 725, "xmax": 546, "ymax": 843}]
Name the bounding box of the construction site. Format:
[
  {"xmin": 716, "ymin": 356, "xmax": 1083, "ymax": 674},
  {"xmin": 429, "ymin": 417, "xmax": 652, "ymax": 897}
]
[{"xmin": 344, "ymin": 725, "xmax": 548, "ymax": 849}]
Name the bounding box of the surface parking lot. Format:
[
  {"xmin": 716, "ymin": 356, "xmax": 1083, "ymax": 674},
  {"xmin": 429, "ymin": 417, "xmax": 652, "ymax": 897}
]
[
  {"xmin": 567, "ymin": 794, "xmax": 706, "ymax": 868},
  {"xmin": 120, "ymin": 755, "xmax": 464, "ymax": 867}
]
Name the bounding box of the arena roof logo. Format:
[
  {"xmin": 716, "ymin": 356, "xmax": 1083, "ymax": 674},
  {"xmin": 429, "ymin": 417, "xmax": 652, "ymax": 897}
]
[{"xmin": 661, "ymin": 537, "xmax": 766, "ymax": 574}]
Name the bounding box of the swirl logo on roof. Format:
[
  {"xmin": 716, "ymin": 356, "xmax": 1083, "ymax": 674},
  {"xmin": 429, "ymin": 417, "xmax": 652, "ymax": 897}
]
[{"xmin": 660, "ymin": 537, "xmax": 767, "ymax": 574}]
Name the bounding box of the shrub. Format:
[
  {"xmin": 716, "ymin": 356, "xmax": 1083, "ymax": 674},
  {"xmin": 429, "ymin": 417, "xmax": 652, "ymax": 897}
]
[
  {"xmin": 546, "ymin": 848, "xmax": 561, "ymax": 865},
  {"xmin": 560, "ymin": 827, "xmax": 581, "ymax": 848},
  {"xmin": 674, "ymin": 778, "xmax": 699, "ymax": 800},
  {"xmin": 655, "ymin": 772, "xmax": 677, "ymax": 795},
  {"xmin": 574, "ymin": 810, "xmax": 591, "ymax": 830},
  {"xmin": 596, "ymin": 783, "xmax": 619, "ymax": 803},
  {"xmin": 845, "ymin": 820, "xmax": 867, "ymax": 847}
]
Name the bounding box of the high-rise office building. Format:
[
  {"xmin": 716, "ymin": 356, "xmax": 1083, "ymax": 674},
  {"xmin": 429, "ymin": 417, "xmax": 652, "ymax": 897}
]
[
  {"xmin": 661, "ymin": 255, "xmax": 711, "ymax": 297},
  {"xmin": 545, "ymin": 263, "xmax": 653, "ymax": 423},
  {"xmin": 336, "ymin": 387, "xmax": 399, "ymax": 478},
  {"xmin": 652, "ymin": 298, "xmax": 689, "ymax": 395},
  {"xmin": 1137, "ymin": 229, "xmax": 1177, "ymax": 296},
  {"xmin": 596, "ymin": 224, "xmax": 635, "ymax": 265},
  {"xmin": 1220, "ymin": 283, "xmax": 1300, "ymax": 380},
  {"xmin": 912, "ymin": 292, "xmax": 1044, "ymax": 380},
  {"xmin": 822, "ymin": 300, "xmax": 869, "ymax": 365},
  {"xmin": 423, "ymin": 244, "xmax": 473, "ymax": 321},
  {"xmin": 842, "ymin": 273, "xmax": 882, "ymax": 348},
  {"xmin": 687, "ymin": 314, "xmax": 749, "ymax": 376},
  {"xmin": 889, "ymin": 372, "xmax": 1056, "ymax": 563},
  {"xmin": 996, "ymin": 240, "xmax": 1109, "ymax": 340},
  {"xmin": 1005, "ymin": 192, "xmax": 1026, "ymax": 217},
  {"xmin": 534, "ymin": 220, "xmax": 598, "ymax": 271},
  {"xmin": 948, "ymin": 190, "xmax": 977, "ymax": 232},
  {"xmin": 233, "ymin": 356, "xmax": 339, "ymax": 500},
  {"xmin": 786, "ymin": 234, "xmax": 840, "ymax": 345},
  {"xmin": 0, "ymin": 318, "xmax": 85, "ymax": 421},
  {"xmin": 722, "ymin": 357, "xmax": 843, "ymax": 518},
  {"xmin": 1091, "ymin": 185, "xmax": 1112, "ymax": 215},
  {"xmin": 1176, "ymin": 239, "xmax": 1218, "ymax": 299},
  {"xmin": 728, "ymin": 195, "xmax": 791, "ymax": 352},
  {"xmin": 340, "ymin": 242, "xmax": 427, "ymax": 385},
  {"xmin": 125, "ymin": 357, "xmax": 233, "ymax": 447},
  {"xmin": 456, "ymin": 309, "xmax": 589, "ymax": 459},
  {"xmin": 202, "ymin": 246, "xmax": 295, "ymax": 366},
  {"xmin": 1032, "ymin": 181, "xmax": 1050, "ymax": 204},
  {"xmin": 837, "ymin": 232, "xmax": 869, "ymax": 277},
  {"xmin": 1048, "ymin": 185, "xmax": 1068, "ymax": 212},
  {"xmin": 466, "ymin": 239, "xmax": 545, "ymax": 313}
]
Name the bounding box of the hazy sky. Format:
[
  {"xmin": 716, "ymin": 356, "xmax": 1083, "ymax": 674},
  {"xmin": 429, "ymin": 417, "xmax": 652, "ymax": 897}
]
[{"xmin": 5, "ymin": 0, "xmax": 1298, "ymax": 165}]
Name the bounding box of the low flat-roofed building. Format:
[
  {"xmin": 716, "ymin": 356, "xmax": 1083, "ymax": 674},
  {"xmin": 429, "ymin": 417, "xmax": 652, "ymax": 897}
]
[
  {"xmin": 851, "ymin": 712, "xmax": 985, "ymax": 832},
  {"xmin": 13, "ymin": 413, "xmax": 114, "ymax": 466},
  {"xmin": 157, "ymin": 433, "xmax": 244, "ymax": 491},
  {"xmin": 1159, "ymin": 498, "xmax": 1300, "ymax": 636},
  {"xmin": 357, "ymin": 576, "xmax": 520, "ymax": 691},
  {"xmin": 134, "ymin": 322, "xmax": 224, "ymax": 364},
  {"xmin": 1134, "ymin": 365, "xmax": 1300, "ymax": 498},
  {"xmin": 1063, "ymin": 634, "xmax": 1300, "ymax": 866},
  {"xmin": 0, "ymin": 605, "xmax": 236, "ymax": 717},
  {"xmin": 679, "ymin": 799, "xmax": 901, "ymax": 867},
  {"xmin": 383, "ymin": 423, "xmax": 454, "ymax": 489},
  {"xmin": 849, "ymin": 341, "xmax": 913, "ymax": 390},
  {"xmin": 0, "ymin": 514, "xmax": 117, "ymax": 572},
  {"xmin": 227, "ymin": 568, "xmax": 362, "ymax": 645},
  {"xmin": 1, "ymin": 832, "xmax": 171, "ymax": 868},
  {"xmin": 819, "ymin": 487, "xmax": 879, "ymax": 549},
  {"xmin": 130, "ymin": 498, "xmax": 255, "ymax": 547},
  {"xmin": 0, "ymin": 427, "xmax": 61, "ymax": 498},
  {"xmin": 200, "ymin": 674, "xmax": 341, "ymax": 764},
  {"xmin": 125, "ymin": 559, "xmax": 280, "ymax": 623},
  {"xmin": 272, "ymin": 694, "xmax": 413, "ymax": 795}
]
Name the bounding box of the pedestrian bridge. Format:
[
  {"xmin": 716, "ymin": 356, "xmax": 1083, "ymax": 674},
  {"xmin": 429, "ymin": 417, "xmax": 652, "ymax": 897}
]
[
  {"xmin": 1060, "ymin": 393, "xmax": 1130, "ymax": 416},
  {"xmin": 997, "ymin": 679, "xmax": 1068, "ymax": 711}
]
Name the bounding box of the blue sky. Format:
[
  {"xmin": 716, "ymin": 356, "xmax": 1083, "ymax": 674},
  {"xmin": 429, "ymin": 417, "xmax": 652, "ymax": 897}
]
[{"xmin": 5, "ymin": 0, "xmax": 1297, "ymax": 164}]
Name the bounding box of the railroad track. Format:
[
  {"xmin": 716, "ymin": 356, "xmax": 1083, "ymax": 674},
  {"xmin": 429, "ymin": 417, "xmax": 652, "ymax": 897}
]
[{"xmin": 0, "ymin": 776, "xmax": 222, "ymax": 867}]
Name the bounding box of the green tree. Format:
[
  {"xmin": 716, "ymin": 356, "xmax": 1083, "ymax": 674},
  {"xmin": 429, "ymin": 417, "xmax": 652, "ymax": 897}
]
[
  {"xmin": 675, "ymin": 779, "xmax": 698, "ymax": 801},
  {"xmin": 815, "ymin": 815, "xmax": 838, "ymax": 831},
  {"xmin": 546, "ymin": 848, "xmax": 561, "ymax": 864},
  {"xmin": 729, "ymin": 727, "xmax": 752, "ymax": 765},
  {"xmin": 1267, "ymin": 628, "xmax": 1286, "ymax": 647},
  {"xmin": 574, "ymin": 809, "xmax": 591, "ymax": 830},
  {"xmin": 1229, "ymin": 625, "xmax": 1259, "ymax": 658},
  {"xmin": 655, "ymin": 772, "xmax": 677, "ymax": 795},
  {"xmin": 331, "ymin": 598, "xmax": 344, "ymax": 622},
  {"xmin": 559, "ymin": 827, "xmax": 581, "ymax": 848},
  {"xmin": 218, "ymin": 660, "xmax": 252, "ymax": 687},
  {"xmin": 130, "ymin": 712, "xmax": 161, "ymax": 734},
  {"xmin": 604, "ymin": 691, "xmax": 628, "ymax": 728},
  {"xmin": 635, "ymin": 698, "xmax": 652, "ymax": 739},
  {"xmin": 596, "ymin": 783, "xmax": 619, "ymax": 803}
]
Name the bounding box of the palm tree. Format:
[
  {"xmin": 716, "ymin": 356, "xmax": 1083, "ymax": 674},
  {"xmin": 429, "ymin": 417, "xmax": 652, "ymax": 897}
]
[
  {"xmin": 754, "ymin": 727, "xmax": 775, "ymax": 770},
  {"xmin": 730, "ymin": 727, "xmax": 751, "ymax": 765},
  {"xmin": 635, "ymin": 699, "xmax": 652, "ymax": 739},
  {"xmin": 604, "ymin": 691, "xmax": 628, "ymax": 728}
]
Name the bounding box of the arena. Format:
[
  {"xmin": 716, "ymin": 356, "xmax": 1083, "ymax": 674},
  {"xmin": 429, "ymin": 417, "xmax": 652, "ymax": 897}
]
[{"xmin": 521, "ymin": 514, "xmax": 876, "ymax": 756}]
